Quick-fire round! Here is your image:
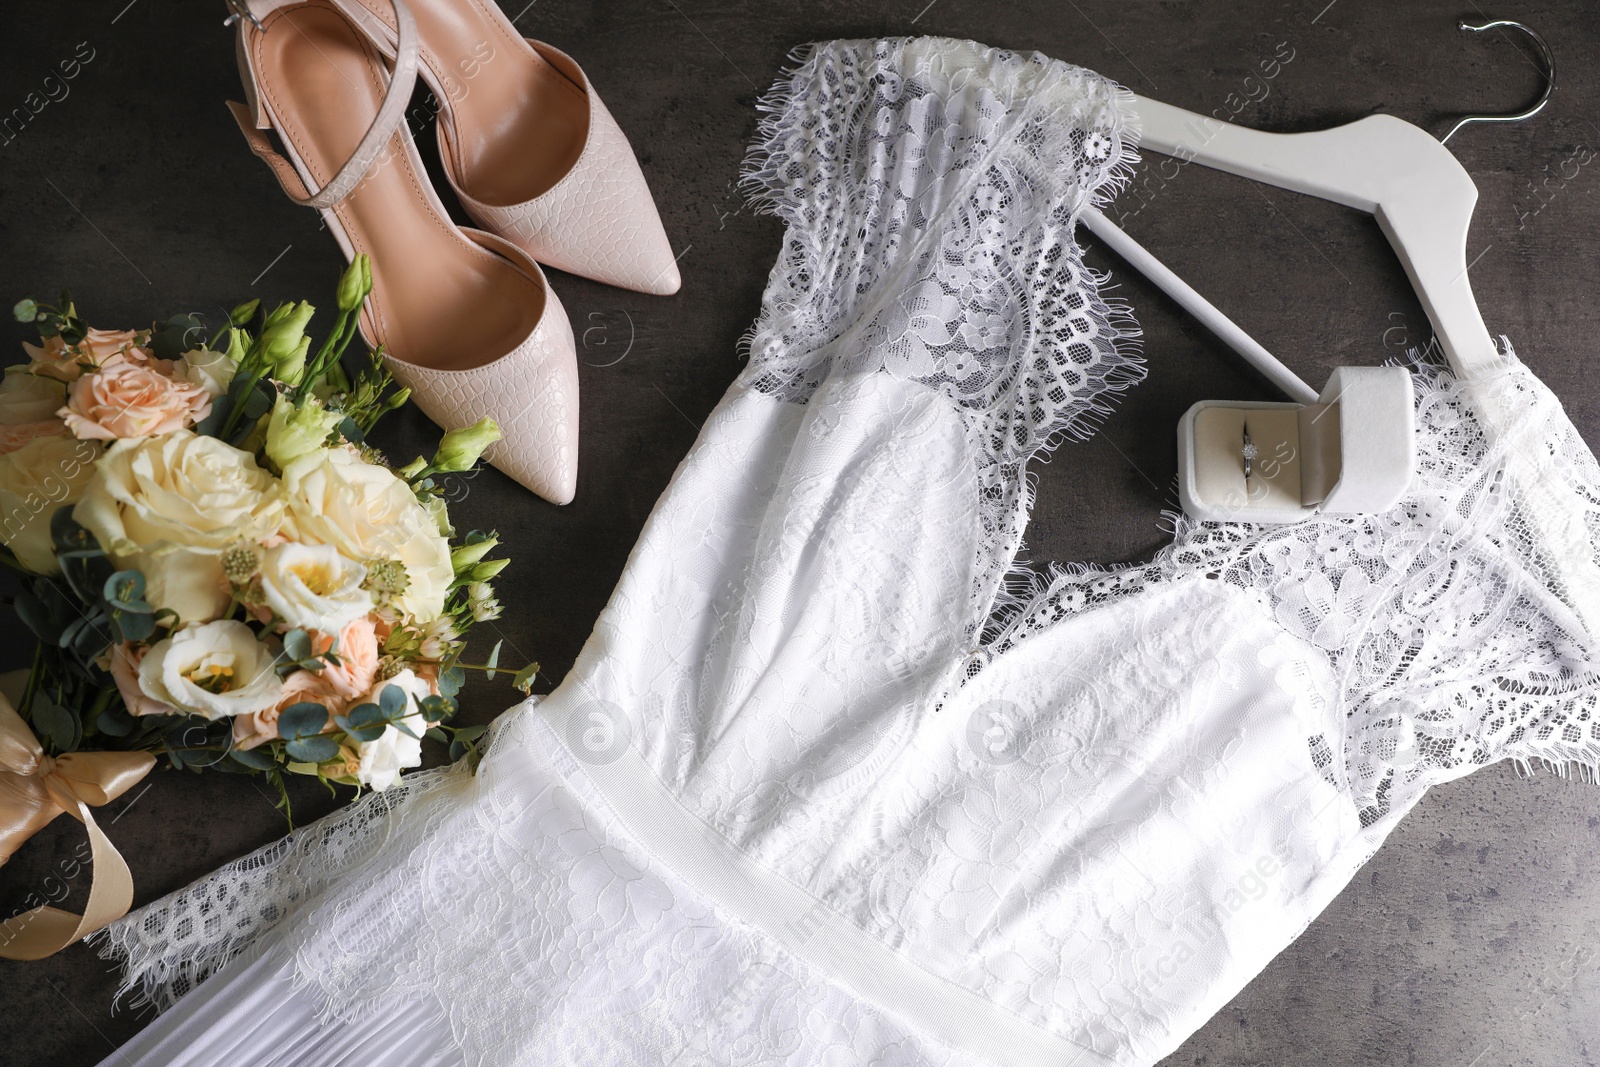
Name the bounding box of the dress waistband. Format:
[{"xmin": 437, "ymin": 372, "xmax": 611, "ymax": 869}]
[{"xmin": 529, "ymin": 700, "xmax": 1115, "ymax": 1067}]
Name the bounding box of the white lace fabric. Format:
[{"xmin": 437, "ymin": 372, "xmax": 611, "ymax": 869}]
[{"xmin": 95, "ymin": 37, "xmax": 1600, "ymax": 1067}]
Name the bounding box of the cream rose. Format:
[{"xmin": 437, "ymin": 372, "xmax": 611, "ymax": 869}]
[
  {"xmin": 0, "ymin": 367, "xmax": 68, "ymax": 454},
  {"xmin": 174, "ymin": 348, "xmax": 237, "ymax": 399},
  {"xmin": 73, "ymin": 430, "xmax": 285, "ymax": 622},
  {"xmin": 137, "ymin": 620, "xmax": 283, "ymax": 721},
  {"xmin": 60, "ymin": 358, "xmax": 212, "ymax": 440},
  {"xmin": 0, "ymin": 435, "xmax": 102, "ymax": 573},
  {"xmin": 259, "ymin": 542, "xmax": 374, "ymax": 633},
  {"xmin": 280, "ymin": 447, "xmax": 452, "ymax": 621},
  {"xmin": 354, "ymin": 668, "xmax": 431, "ymax": 790}
]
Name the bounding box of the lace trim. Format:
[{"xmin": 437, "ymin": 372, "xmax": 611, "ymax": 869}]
[
  {"xmin": 987, "ymin": 345, "xmax": 1600, "ymax": 823},
  {"xmin": 738, "ymin": 37, "xmax": 1144, "ymax": 637}
]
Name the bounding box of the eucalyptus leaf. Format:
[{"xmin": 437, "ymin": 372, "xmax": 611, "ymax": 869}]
[
  {"xmin": 425, "ymin": 727, "xmax": 448, "ymax": 744},
  {"xmin": 229, "ymin": 747, "xmax": 278, "ymax": 771},
  {"xmin": 283, "ymin": 629, "xmax": 312, "ymax": 662},
  {"xmin": 13, "ymin": 298, "xmax": 38, "ymax": 322},
  {"xmin": 277, "ymin": 701, "xmax": 329, "ymax": 741},
  {"xmin": 113, "ymin": 609, "xmax": 156, "ymax": 644},
  {"xmin": 485, "ymin": 639, "xmax": 502, "ymax": 681},
  {"xmin": 95, "ymin": 703, "xmax": 135, "ymax": 738},
  {"xmin": 13, "ymin": 590, "xmax": 61, "ymax": 644},
  {"xmin": 31, "ymin": 698, "xmax": 78, "ymax": 752},
  {"xmin": 103, "ymin": 570, "xmax": 152, "ymax": 613},
  {"xmin": 284, "ymin": 735, "xmax": 340, "ymax": 764},
  {"xmin": 378, "ymin": 683, "xmax": 406, "ymax": 718},
  {"xmin": 511, "ymin": 662, "xmax": 540, "ymax": 694}
]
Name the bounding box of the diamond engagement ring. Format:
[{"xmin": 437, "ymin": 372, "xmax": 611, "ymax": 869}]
[{"xmin": 1241, "ymin": 427, "xmax": 1257, "ymax": 479}]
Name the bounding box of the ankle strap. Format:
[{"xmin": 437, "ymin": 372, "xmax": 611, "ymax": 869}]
[{"xmin": 226, "ymin": 0, "xmax": 420, "ymax": 210}]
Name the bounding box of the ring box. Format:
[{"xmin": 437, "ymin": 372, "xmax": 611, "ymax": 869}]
[{"xmin": 1177, "ymin": 366, "xmax": 1415, "ymax": 524}]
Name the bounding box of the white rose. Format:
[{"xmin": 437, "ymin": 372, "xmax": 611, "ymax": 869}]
[
  {"xmin": 0, "ymin": 435, "xmax": 102, "ymax": 573},
  {"xmin": 73, "ymin": 430, "xmax": 284, "ymax": 623},
  {"xmin": 259, "ymin": 542, "xmax": 374, "ymax": 634},
  {"xmin": 0, "ymin": 366, "xmax": 67, "ymax": 424},
  {"xmin": 138, "ymin": 620, "xmax": 283, "ymax": 720},
  {"xmin": 354, "ymin": 668, "xmax": 431, "ymax": 790},
  {"xmin": 174, "ymin": 348, "xmax": 237, "ymax": 399},
  {"xmin": 280, "ymin": 447, "xmax": 452, "ymax": 621}
]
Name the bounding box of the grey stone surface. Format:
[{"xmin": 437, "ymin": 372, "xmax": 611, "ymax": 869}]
[{"xmin": 0, "ymin": 0, "xmax": 1597, "ymax": 1063}]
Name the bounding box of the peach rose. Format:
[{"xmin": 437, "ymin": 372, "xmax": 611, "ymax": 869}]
[
  {"xmin": 60, "ymin": 358, "xmax": 212, "ymax": 440},
  {"xmin": 318, "ymin": 616, "xmax": 381, "ymax": 702},
  {"xmin": 25, "ymin": 328, "xmax": 149, "ymax": 382},
  {"xmin": 231, "ymin": 618, "xmax": 379, "ymax": 749},
  {"xmin": 232, "ymin": 667, "xmax": 325, "ymax": 751},
  {"xmin": 107, "ymin": 642, "xmax": 177, "ymax": 717}
]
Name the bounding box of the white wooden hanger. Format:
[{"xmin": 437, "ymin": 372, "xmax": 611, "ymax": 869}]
[{"xmin": 1076, "ymin": 19, "xmax": 1600, "ymax": 636}]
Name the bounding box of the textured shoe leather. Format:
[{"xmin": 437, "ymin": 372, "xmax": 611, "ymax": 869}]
[
  {"xmin": 230, "ymin": 0, "xmax": 581, "ymax": 503},
  {"xmin": 338, "ymin": 0, "xmax": 682, "ymax": 295}
]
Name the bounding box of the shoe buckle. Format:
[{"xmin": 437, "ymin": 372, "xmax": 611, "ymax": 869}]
[{"xmin": 222, "ymin": 0, "xmax": 264, "ymax": 30}]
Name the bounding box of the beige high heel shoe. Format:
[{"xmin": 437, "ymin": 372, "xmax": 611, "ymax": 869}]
[
  {"xmin": 319, "ymin": 0, "xmax": 681, "ymax": 295},
  {"xmin": 226, "ymin": 0, "xmax": 580, "ymax": 504}
]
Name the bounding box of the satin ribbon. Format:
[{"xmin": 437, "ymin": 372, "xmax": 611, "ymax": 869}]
[{"xmin": 0, "ymin": 691, "xmax": 153, "ymax": 960}]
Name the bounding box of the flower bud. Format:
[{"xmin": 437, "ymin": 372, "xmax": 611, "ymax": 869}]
[
  {"xmin": 464, "ymin": 557, "xmax": 510, "ymax": 582},
  {"xmin": 336, "ymin": 255, "xmax": 373, "ymax": 313},
  {"xmin": 450, "ymin": 536, "xmax": 500, "ymax": 574},
  {"xmin": 259, "ymin": 301, "xmax": 315, "ymax": 370},
  {"xmin": 228, "ymin": 298, "xmax": 261, "ymax": 326},
  {"xmin": 432, "ymin": 416, "xmax": 501, "ymax": 473},
  {"xmin": 224, "ymin": 326, "xmax": 249, "ymax": 364},
  {"xmin": 265, "ymin": 394, "xmax": 342, "ymax": 470}
]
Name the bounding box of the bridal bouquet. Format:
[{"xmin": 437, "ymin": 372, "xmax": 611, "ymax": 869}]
[{"xmin": 0, "ymin": 258, "xmax": 534, "ymax": 815}]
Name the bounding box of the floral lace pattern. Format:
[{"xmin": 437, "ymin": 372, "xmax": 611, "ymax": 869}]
[
  {"xmin": 94, "ymin": 38, "xmax": 1600, "ymax": 1067},
  {"xmin": 741, "ymin": 37, "xmax": 1143, "ymax": 628},
  {"xmin": 991, "ymin": 348, "xmax": 1600, "ymax": 825}
]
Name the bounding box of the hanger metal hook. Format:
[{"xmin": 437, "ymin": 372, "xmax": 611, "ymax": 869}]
[{"xmin": 1440, "ymin": 18, "xmax": 1554, "ymax": 143}]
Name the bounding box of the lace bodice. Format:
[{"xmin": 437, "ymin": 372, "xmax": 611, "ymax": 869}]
[{"xmin": 99, "ymin": 37, "xmax": 1600, "ymax": 1067}]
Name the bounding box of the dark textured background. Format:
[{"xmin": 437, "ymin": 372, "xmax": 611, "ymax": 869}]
[{"xmin": 2, "ymin": 1, "xmax": 1598, "ymax": 1064}]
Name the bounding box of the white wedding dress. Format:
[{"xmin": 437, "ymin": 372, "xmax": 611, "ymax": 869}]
[{"xmin": 98, "ymin": 37, "xmax": 1600, "ymax": 1067}]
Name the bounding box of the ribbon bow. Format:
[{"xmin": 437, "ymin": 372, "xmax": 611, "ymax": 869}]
[{"xmin": 0, "ymin": 692, "xmax": 153, "ymax": 960}]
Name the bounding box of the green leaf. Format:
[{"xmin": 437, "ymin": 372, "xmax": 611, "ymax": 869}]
[
  {"xmin": 51, "ymin": 509, "xmax": 106, "ymax": 560},
  {"xmin": 337, "ymin": 416, "xmax": 364, "ymax": 444},
  {"xmin": 448, "ymin": 739, "xmax": 468, "ymax": 761},
  {"xmin": 103, "ymin": 570, "xmax": 152, "ymax": 613},
  {"xmin": 438, "ymin": 665, "xmax": 466, "ymax": 699},
  {"xmin": 14, "ymin": 590, "xmax": 62, "ymax": 644},
  {"xmin": 485, "ymin": 639, "xmax": 502, "ymax": 682},
  {"xmin": 285, "ymin": 735, "xmax": 340, "ymax": 763},
  {"xmin": 95, "ymin": 703, "xmax": 135, "ymax": 738},
  {"xmin": 150, "ymin": 313, "xmax": 206, "ymax": 360},
  {"xmin": 418, "ymin": 694, "xmax": 454, "ymax": 723},
  {"xmin": 31, "ymin": 698, "xmax": 79, "ymax": 752},
  {"xmin": 334, "ymin": 702, "xmax": 385, "ymax": 742},
  {"xmin": 112, "ymin": 609, "xmax": 156, "ymax": 644},
  {"xmin": 192, "ymin": 393, "xmax": 233, "ymax": 438},
  {"xmin": 13, "ymin": 298, "xmax": 38, "ymax": 322},
  {"xmin": 453, "ymin": 724, "xmax": 487, "ymax": 743},
  {"xmin": 425, "ymin": 727, "xmax": 449, "ymax": 744},
  {"xmin": 377, "ymin": 683, "xmax": 407, "ymax": 718},
  {"xmin": 229, "ymin": 746, "xmax": 279, "ymax": 771},
  {"xmin": 283, "ymin": 628, "xmax": 312, "ymax": 662},
  {"xmin": 512, "ymin": 662, "xmax": 540, "ymax": 694},
  {"xmin": 276, "ymin": 701, "xmax": 329, "ymax": 741}
]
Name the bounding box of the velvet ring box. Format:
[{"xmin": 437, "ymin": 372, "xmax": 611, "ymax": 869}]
[{"xmin": 1177, "ymin": 366, "xmax": 1416, "ymax": 524}]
